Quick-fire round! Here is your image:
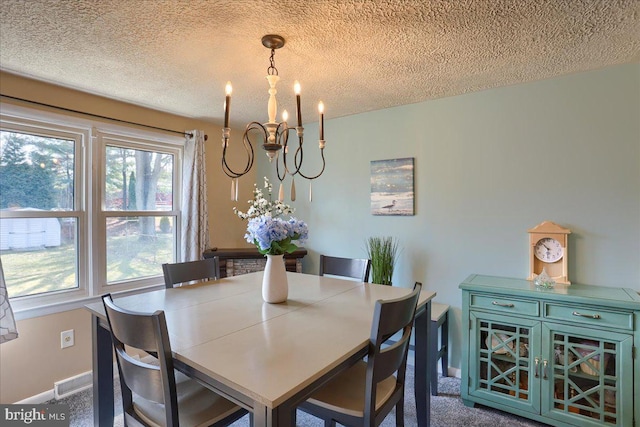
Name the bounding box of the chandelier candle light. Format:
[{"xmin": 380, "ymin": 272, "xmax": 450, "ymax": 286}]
[{"xmin": 221, "ymin": 34, "xmax": 326, "ymax": 202}]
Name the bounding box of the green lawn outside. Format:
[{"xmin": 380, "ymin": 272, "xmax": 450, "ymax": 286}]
[
  {"xmin": 106, "ymin": 234, "xmax": 173, "ymax": 283},
  {"xmin": 1, "ymin": 234, "xmax": 173, "ymax": 298},
  {"xmin": 1, "ymin": 244, "xmax": 76, "ymax": 298}
]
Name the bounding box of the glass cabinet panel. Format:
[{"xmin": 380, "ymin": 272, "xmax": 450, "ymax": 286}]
[
  {"xmin": 545, "ymin": 324, "xmax": 632, "ymax": 426},
  {"xmin": 479, "ymin": 320, "xmax": 531, "ymax": 398},
  {"xmin": 470, "ymin": 312, "xmax": 541, "ymax": 414}
]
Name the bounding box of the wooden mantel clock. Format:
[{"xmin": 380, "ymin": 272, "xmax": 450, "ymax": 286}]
[{"xmin": 528, "ymin": 221, "xmax": 571, "ymax": 284}]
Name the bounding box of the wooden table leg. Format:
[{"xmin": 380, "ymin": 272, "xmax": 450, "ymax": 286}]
[
  {"xmin": 414, "ymin": 301, "xmax": 431, "ymax": 427},
  {"xmin": 92, "ymin": 314, "xmax": 114, "ymax": 426},
  {"xmin": 252, "ymin": 402, "xmax": 295, "ymax": 427}
]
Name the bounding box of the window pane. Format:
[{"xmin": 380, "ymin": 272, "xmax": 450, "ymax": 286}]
[
  {"xmin": 106, "ymin": 216, "xmax": 175, "ymax": 283},
  {"xmin": 0, "ymin": 217, "xmax": 78, "ymax": 298},
  {"xmin": 104, "ymin": 146, "xmax": 173, "ymax": 211},
  {"xmin": 0, "ymin": 131, "xmax": 75, "ymax": 211}
]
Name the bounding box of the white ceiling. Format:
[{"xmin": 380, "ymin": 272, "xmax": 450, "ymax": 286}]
[{"xmin": 1, "ymin": 0, "xmax": 638, "ymax": 128}]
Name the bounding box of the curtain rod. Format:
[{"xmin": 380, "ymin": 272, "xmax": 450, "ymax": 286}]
[{"xmin": 0, "ymin": 93, "xmax": 209, "ymax": 140}]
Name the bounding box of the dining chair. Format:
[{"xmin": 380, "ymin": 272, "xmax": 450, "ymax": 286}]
[
  {"xmin": 297, "ymin": 282, "xmax": 422, "ymax": 427},
  {"xmin": 319, "ymin": 254, "xmax": 371, "ymax": 282},
  {"xmin": 102, "ymin": 294, "xmax": 248, "ymax": 427},
  {"xmin": 162, "ymin": 257, "xmax": 220, "ymax": 288}
]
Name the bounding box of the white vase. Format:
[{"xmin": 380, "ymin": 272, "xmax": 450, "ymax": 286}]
[{"xmin": 262, "ymin": 254, "xmax": 288, "ymax": 303}]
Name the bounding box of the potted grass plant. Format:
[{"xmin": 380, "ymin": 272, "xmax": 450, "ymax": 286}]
[{"xmin": 366, "ymin": 236, "xmax": 399, "ymax": 285}]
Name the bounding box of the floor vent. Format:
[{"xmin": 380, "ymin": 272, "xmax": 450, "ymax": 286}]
[{"xmin": 54, "ymin": 371, "xmax": 92, "ymax": 399}]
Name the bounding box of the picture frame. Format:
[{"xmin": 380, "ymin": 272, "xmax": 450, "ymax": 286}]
[{"xmin": 370, "ymin": 157, "xmax": 414, "ymax": 216}]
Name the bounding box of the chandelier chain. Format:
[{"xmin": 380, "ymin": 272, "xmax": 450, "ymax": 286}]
[{"xmin": 267, "ymin": 49, "xmax": 278, "ymax": 76}]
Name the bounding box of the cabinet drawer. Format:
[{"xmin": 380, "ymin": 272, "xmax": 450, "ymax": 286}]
[
  {"xmin": 470, "ymin": 294, "xmax": 539, "ymax": 316},
  {"xmin": 544, "ymin": 303, "xmax": 633, "ymax": 330}
]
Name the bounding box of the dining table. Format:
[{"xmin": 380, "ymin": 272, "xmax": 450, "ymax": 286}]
[{"xmin": 86, "ymin": 271, "xmax": 435, "ymax": 427}]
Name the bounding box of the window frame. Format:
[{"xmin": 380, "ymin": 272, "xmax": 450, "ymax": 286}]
[{"xmin": 0, "ymin": 103, "xmax": 184, "ymax": 319}]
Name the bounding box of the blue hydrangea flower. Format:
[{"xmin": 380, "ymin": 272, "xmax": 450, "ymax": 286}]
[{"xmin": 244, "ymin": 215, "xmax": 308, "ymax": 255}]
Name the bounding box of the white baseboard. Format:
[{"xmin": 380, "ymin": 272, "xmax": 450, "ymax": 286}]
[
  {"xmin": 447, "ymin": 366, "xmax": 462, "ymax": 378},
  {"xmin": 408, "ymin": 348, "xmax": 461, "ymax": 379},
  {"xmin": 14, "ymin": 363, "xmax": 120, "ymax": 404},
  {"xmin": 15, "ymin": 389, "xmax": 54, "ymax": 404},
  {"xmin": 54, "ymin": 371, "xmax": 93, "ymax": 399},
  {"xmin": 436, "ymin": 365, "xmax": 461, "ymax": 379}
]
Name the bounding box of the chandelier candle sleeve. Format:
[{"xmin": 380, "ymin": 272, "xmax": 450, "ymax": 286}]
[
  {"xmin": 224, "ymin": 82, "xmax": 232, "ymax": 128},
  {"xmin": 294, "ymin": 81, "xmax": 302, "ymax": 127},
  {"xmin": 318, "ymin": 101, "xmax": 324, "ymax": 141}
]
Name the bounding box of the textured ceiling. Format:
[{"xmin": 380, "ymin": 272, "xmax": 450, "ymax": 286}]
[{"xmin": 0, "ymin": 0, "xmax": 638, "ymax": 127}]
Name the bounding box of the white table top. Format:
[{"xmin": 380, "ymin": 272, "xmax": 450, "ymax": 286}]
[{"xmin": 87, "ymin": 271, "xmax": 435, "ymax": 409}]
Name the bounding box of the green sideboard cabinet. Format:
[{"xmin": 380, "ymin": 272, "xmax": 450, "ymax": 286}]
[{"xmin": 460, "ymin": 274, "xmax": 640, "ymax": 427}]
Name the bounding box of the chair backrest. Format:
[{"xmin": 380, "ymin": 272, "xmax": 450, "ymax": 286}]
[
  {"xmin": 365, "ymin": 282, "xmax": 422, "ymax": 422},
  {"xmin": 102, "ymin": 294, "xmax": 179, "ymax": 426},
  {"xmin": 162, "ymin": 257, "xmax": 220, "ymax": 288},
  {"xmin": 319, "ymin": 255, "xmax": 371, "ymax": 282}
]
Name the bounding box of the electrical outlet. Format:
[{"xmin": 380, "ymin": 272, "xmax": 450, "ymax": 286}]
[{"xmin": 61, "ymin": 329, "xmax": 74, "ymax": 349}]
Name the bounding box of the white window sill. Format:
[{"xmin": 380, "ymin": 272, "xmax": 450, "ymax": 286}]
[{"xmin": 13, "ymin": 282, "xmax": 166, "ymax": 321}]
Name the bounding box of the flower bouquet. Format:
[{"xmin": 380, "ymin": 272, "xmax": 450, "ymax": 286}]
[
  {"xmin": 235, "ymin": 178, "xmax": 308, "ymax": 302},
  {"xmin": 234, "ymin": 177, "xmax": 308, "ymax": 255}
]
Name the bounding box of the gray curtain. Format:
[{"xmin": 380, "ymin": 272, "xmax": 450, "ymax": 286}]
[
  {"xmin": 0, "ymin": 258, "xmax": 18, "ymax": 344},
  {"xmin": 181, "ymin": 130, "xmax": 210, "ymax": 262}
]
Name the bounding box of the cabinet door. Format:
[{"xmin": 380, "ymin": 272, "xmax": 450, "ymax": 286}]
[
  {"xmin": 469, "ymin": 311, "xmax": 541, "ymax": 414},
  {"xmin": 542, "ymin": 322, "xmax": 633, "ymax": 427}
]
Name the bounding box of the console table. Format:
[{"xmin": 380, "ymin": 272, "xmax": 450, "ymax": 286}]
[
  {"xmin": 203, "ymin": 247, "xmax": 307, "ymax": 278},
  {"xmin": 459, "ymin": 274, "xmax": 639, "ymax": 427}
]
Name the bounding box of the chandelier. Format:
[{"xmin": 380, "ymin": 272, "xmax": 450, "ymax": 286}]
[{"xmin": 221, "ymin": 34, "xmax": 326, "ymax": 202}]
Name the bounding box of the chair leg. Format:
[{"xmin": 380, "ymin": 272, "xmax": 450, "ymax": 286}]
[{"xmin": 395, "ymin": 396, "xmax": 405, "ymax": 427}]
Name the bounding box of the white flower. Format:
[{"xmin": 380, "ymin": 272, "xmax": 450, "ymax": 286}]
[{"xmin": 233, "ymin": 177, "xmax": 295, "ymax": 220}]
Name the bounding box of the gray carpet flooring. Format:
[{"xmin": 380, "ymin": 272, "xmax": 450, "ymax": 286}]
[{"xmin": 48, "ymin": 367, "xmax": 549, "ymax": 426}]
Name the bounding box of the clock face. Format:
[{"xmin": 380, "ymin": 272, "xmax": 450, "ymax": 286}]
[{"xmin": 534, "ymin": 237, "xmax": 563, "ymax": 263}]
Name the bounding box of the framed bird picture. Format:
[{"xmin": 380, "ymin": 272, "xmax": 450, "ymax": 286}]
[{"xmin": 370, "ymin": 157, "xmax": 414, "ymax": 216}]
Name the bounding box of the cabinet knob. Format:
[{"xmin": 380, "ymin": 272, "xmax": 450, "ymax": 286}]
[{"xmin": 534, "ymin": 357, "xmax": 540, "ymax": 378}]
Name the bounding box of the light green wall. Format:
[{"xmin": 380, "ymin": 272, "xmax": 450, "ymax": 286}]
[{"xmin": 261, "ymin": 63, "xmax": 640, "ymax": 370}]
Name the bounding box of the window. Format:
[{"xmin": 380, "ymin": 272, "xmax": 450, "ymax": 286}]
[
  {"xmin": 0, "ymin": 128, "xmax": 83, "ymax": 299},
  {"xmin": 95, "ymin": 131, "xmax": 180, "ymax": 292},
  {"xmin": 0, "ymin": 106, "xmax": 183, "ymax": 316}
]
